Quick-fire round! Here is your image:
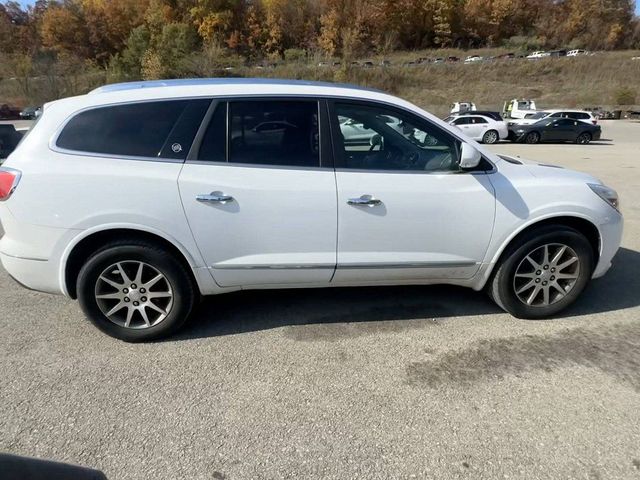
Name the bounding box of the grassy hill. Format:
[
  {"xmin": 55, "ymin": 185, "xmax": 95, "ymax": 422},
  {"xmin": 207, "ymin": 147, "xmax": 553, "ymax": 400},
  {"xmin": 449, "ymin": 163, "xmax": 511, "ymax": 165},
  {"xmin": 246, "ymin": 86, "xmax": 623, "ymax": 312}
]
[
  {"xmin": 248, "ymin": 49, "xmax": 640, "ymax": 117},
  {"xmin": 2, "ymin": 49, "xmax": 639, "ymax": 117}
]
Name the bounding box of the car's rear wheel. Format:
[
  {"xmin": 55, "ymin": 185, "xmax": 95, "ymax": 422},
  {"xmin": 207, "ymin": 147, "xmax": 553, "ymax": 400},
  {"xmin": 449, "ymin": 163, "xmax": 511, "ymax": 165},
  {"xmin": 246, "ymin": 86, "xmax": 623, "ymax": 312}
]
[
  {"xmin": 482, "ymin": 129, "xmax": 499, "ymax": 144},
  {"xmin": 575, "ymin": 132, "xmax": 592, "ymax": 144},
  {"xmin": 488, "ymin": 225, "xmax": 594, "ymax": 319},
  {"xmin": 524, "ymin": 131, "xmax": 540, "ymax": 144},
  {"xmin": 77, "ymin": 241, "xmax": 196, "ymax": 341}
]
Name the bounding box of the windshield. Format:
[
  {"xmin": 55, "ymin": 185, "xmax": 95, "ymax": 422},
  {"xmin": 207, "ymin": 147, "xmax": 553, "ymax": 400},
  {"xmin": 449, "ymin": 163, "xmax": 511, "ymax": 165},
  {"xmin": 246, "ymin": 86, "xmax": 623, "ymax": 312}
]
[{"xmin": 527, "ymin": 111, "xmax": 549, "ymax": 119}]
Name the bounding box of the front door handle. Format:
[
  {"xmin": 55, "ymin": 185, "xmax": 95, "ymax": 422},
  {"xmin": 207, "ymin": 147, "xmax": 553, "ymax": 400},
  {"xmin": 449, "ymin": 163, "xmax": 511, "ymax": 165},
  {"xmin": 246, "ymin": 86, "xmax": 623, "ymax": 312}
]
[
  {"xmin": 196, "ymin": 191, "xmax": 234, "ymax": 204},
  {"xmin": 347, "ymin": 194, "xmax": 382, "ymax": 207}
]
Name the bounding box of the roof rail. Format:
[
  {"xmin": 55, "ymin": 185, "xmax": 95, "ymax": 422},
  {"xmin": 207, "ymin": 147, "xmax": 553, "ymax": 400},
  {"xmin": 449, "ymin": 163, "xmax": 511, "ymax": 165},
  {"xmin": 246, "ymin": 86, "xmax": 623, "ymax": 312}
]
[{"xmin": 89, "ymin": 77, "xmax": 382, "ymax": 95}]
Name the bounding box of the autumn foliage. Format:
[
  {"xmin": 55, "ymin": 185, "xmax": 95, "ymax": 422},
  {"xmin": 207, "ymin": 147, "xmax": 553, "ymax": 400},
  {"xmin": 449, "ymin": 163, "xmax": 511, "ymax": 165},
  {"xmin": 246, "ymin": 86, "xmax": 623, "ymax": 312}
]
[
  {"xmin": 2, "ymin": 0, "xmax": 638, "ymax": 61},
  {"xmin": 0, "ymin": 0, "xmax": 639, "ymax": 100}
]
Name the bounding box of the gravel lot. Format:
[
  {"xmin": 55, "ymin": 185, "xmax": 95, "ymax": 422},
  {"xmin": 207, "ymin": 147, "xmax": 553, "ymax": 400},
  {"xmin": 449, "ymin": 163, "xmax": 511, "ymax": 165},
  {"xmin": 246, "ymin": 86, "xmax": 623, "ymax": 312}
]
[{"xmin": 1, "ymin": 120, "xmax": 639, "ymax": 480}]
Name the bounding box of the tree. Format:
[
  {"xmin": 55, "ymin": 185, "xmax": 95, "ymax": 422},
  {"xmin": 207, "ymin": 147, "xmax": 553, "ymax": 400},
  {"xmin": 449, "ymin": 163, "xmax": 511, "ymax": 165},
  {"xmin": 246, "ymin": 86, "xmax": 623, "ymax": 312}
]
[
  {"xmin": 40, "ymin": 2, "xmax": 92, "ymax": 58},
  {"xmin": 189, "ymin": 0, "xmax": 240, "ymax": 44}
]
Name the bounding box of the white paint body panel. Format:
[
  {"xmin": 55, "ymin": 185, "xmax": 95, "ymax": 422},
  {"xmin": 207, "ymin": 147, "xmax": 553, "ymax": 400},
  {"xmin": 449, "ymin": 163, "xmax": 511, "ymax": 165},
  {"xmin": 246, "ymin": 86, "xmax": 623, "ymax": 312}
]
[
  {"xmin": 178, "ymin": 163, "xmax": 337, "ymax": 286},
  {"xmin": 332, "ymin": 170, "xmax": 495, "ymax": 282},
  {"xmin": 0, "ymin": 80, "xmax": 623, "ymax": 301}
]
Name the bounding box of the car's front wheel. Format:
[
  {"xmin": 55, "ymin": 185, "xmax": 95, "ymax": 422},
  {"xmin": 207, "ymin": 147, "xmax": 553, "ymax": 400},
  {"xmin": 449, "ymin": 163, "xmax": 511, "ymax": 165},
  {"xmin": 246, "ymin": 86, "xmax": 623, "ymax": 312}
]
[
  {"xmin": 524, "ymin": 131, "xmax": 540, "ymax": 144},
  {"xmin": 77, "ymin": 241, "xmax": 196, "ymax": 341},
  {"xmin": 488, "ymin": 225, "xmax": 594, "ymax": 319}
]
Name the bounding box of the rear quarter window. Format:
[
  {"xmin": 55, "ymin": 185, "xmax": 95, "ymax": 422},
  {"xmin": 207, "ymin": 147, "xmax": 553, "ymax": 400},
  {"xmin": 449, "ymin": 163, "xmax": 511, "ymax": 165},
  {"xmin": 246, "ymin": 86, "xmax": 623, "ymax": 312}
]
[{"xmin": 56, "ymin": 99, "xmax": 209, "ymax": 159}]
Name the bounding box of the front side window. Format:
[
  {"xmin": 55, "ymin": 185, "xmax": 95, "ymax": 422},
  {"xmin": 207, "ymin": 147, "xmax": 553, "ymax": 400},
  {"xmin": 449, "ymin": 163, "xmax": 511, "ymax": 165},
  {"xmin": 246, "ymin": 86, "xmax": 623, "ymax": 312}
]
[
  {"xmin": 452, "ymin": 117, "xmax": 470, "ymax": 125},
  {"xmin": 334, "ymin": 102, "xmax": 460, "ymax": 172},
  {"xmin": 229, "ymin": 100, "xmax": 319, "ymax": 167},
  {"xmin": 57, "ymin": 100, "xmax": 209, "ymax": 159}
]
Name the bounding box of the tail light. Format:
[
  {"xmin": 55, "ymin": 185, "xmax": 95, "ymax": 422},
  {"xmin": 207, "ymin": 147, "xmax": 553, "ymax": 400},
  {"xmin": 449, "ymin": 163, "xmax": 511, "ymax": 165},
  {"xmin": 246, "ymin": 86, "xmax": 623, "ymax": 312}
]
[{"xmin": 0, "ymin": 167, "xmax": 21, "ymax": 201}]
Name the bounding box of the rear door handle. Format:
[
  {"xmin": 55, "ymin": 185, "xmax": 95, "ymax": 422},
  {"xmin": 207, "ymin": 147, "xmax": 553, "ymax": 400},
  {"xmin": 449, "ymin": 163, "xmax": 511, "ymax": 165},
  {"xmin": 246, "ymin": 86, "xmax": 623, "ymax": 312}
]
[
  {"xmin": 196, "ymin": 191, "xmax": 234, "ymax": 204},
  {"xmin": 347, "ymin": 194, "xmax": 382, "ymax": 207}
]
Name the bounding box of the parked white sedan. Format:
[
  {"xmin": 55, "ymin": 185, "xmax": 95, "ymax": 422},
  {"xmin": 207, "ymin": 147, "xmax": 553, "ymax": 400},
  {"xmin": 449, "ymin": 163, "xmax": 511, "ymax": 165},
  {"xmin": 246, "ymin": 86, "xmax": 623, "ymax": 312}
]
[
  {"xmin": 446, "ymin": 114, "xmax": 508, "ymax": 144},
  {"xmin": 0, "ymin": 79, "xmax": 623, "ymax": 341}
]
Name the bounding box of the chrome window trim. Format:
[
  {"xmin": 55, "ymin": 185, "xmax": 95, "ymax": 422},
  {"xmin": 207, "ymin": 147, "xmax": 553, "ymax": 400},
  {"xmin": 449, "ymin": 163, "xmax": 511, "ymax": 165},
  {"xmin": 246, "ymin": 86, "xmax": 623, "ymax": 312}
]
[
  {"xmin": 334, "ymin": 167, "xmax": 491, "ymax": 176},
  {"xmin": 183, "ymin": 159, "xmax": 334, "ymax": 172}
]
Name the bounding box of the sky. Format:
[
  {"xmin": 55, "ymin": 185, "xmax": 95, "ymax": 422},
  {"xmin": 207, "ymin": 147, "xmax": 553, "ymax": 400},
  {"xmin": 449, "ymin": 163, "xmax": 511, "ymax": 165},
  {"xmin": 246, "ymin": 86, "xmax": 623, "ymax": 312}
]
[{"xmin": 5, "ymin": 0, "xmax": 640, "ymax": 16}]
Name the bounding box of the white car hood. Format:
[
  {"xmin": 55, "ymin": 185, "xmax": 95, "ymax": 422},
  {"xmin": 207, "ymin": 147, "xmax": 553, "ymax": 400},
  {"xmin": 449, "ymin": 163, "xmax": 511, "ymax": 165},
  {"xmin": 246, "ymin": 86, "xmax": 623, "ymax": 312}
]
[{"xmin": 498, "ymin": 155, "xmax": 600, "ymax": 184}]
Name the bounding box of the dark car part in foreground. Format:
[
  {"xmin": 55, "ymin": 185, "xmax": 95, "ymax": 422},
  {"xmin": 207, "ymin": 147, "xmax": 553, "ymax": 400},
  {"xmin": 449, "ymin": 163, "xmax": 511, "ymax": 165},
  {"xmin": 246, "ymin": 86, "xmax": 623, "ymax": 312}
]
[
  {"xmin": 0, "ymin": 125, "xmax": 24, "ymax": 159},
  {"xmin": 0, "ymin": 453, "xmax": 108, "ymax": 480}
]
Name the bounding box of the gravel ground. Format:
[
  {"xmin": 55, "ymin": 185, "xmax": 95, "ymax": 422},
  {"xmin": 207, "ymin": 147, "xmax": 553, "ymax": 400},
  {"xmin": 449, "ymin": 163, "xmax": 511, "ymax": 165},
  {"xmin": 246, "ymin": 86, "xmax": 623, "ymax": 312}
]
[{"xmin": 1, "ymin": 120, "xmax": 639, "ymax": 480}]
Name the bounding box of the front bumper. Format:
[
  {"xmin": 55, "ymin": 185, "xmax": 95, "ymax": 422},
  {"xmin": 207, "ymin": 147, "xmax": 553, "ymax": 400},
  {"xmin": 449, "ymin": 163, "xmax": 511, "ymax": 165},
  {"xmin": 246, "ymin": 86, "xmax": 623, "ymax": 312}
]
[
  {"xmin": 507, "ymin": 130, "xmax": 526, "ymax": 142},
  {"xmin": 592, "ymin": 209, "xmax": 623, "ymax": 279}
]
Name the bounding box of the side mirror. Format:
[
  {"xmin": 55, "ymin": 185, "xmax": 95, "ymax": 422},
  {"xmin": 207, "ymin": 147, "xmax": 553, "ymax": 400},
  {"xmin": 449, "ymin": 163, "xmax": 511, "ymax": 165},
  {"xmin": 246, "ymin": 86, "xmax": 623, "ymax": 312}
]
[{"xmin": 459, "ymin": 142, "xmax": 482, "ymax": 169}]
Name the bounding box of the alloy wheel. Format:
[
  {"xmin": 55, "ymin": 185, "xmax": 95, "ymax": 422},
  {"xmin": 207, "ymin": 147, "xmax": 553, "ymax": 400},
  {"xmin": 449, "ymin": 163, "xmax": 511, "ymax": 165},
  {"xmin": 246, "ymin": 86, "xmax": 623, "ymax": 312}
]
[
  {"xmin": 512, "ymin": 243, "xmax": 580, "ymax": 307},
  {"xmin": 94, "ymin": 261, "xmax": 174, "ymax": 329},
  {"xmin": 484, "ymin": 131, "xmax": 498, "ymax": 144}
]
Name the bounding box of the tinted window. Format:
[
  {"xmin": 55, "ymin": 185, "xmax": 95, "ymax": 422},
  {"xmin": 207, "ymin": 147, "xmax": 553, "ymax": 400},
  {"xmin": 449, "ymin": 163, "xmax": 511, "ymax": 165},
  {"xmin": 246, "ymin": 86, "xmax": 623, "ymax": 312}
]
[
  {"xmin": 198, "ymin": 102, "xmax": 227, "ymax": 162},
  {"xmin": 334, "ymin": 102, "xmax": 460, "ymax": 172},
  {"xmin": 228, "ymin": 100, "xmax": 319, "ymax": 167},
  {"xmin": 453, "ymin": 117, "xmax": 470, "ymax": 125},
  {"xmin": 57, "ymin": 100, "xmax": 207, "ymax": 159},
  {"xmin": 471, "ymin": 117, "xmax": 488, "ymax": 124}
]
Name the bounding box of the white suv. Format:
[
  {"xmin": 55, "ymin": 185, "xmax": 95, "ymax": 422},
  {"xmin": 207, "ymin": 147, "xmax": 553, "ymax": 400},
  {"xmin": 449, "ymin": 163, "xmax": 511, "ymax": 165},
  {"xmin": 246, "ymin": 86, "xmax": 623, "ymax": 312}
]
[{"xmin": 0, "ymin": 79, "xmax": 623, "ymax": 341}]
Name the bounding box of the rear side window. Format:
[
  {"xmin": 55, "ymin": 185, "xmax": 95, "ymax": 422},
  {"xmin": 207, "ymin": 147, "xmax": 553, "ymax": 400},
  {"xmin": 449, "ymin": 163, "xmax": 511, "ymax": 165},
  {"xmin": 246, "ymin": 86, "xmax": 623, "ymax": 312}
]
[
  {"xmin": 228, "ymin": 100, "xmax": 319, "ymax": 167},
  {"xmin": 453, "ymin": 117, "xmax": 470, "ymax": 125},
  {"xmin": 56, "ymin": 99, "xmax": 210, "ymax": 159}
]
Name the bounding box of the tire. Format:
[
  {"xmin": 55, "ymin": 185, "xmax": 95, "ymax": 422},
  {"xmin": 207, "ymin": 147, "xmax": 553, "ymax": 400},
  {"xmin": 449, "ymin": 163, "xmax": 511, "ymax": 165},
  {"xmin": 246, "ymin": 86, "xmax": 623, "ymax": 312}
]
[
  {"xmin": 77, "ymin": 240, "xmax": 196, "ymax": 341},
  {"xmin": 575, "ymin": 132, "xmax": 592, "ymax": 144},
  {"xmin": 524, "ymin": 131, "xmax": 540, "ymax": 144},
  {"xmin": 482, "ymin": 129, "xmax": 499, "ymax": 144},
  {"xmin": 488, "ymin": 225, "xmax": 594, "ymax": 319}
]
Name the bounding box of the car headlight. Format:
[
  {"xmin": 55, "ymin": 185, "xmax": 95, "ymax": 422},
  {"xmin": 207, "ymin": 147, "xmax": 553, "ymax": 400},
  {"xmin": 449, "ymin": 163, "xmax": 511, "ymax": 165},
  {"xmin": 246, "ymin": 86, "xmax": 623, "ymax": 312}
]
[
  {"xmin": 588, "ymin": 183, "xmax": 619, "ymax": 211},
  {"xmin": 515, "ymin": 129, "xmax": 525, "ymax": 134}
]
